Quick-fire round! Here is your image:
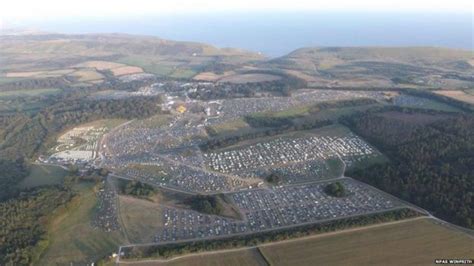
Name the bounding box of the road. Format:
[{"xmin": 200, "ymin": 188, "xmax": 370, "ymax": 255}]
[{"xmin": 117, "ymin": 216, "xmax": 429, "ymax": 265}]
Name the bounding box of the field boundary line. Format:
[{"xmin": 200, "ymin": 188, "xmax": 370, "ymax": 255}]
[{"xmin": 117, "ymin": 216, "xmax": 427, "ymax": 265}]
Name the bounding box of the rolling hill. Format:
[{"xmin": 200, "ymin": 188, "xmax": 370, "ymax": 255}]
[
  {"xmin": 264, "ymin": 47, "xmax": 474, "ymax": 88},
  {"xmin": 0, "ymin": 33, "xmax": 264, "ymax": 79}
]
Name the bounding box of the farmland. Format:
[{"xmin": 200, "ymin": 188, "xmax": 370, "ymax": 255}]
[
  {"xmin": 258, "ymin": 218, "xmax": 474, "ymax": 266},
  {"xmin": 119, "ymin": 217, "xmax": 473, "ymax": 266},
  {"xmin": 1, "ymin": 32, "xmax": 473, "ymax": 266}
]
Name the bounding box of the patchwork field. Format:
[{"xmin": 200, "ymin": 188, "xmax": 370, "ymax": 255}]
[{"xmin": 259, "ymin": 218, "xmax": 474, "ymax": 266}]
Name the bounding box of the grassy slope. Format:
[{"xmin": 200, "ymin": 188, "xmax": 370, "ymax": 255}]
[
  {"xmin": 259, "ymin": 218, "xmax": 474, "ymax": 266},
  {"xmin": 38, "ymin": 183, "xmax": 126, "ymax": 265},
  {"xmin": 124, "ymin": 248, "xmax": 267, "ymax": 266},
  {"xmin": 119, "ymin": 195, "xmax": 164, "ymax": 243},
  {"xmin": 18, "ymin": 164, "xmax": 68, "ymax": 189},
  {"xmin": 279, "ymin": 47, "xmax": 473, "ymax": 69},
  {"xmin": 0, "ymin": 34, "xmax": 263, "ymax": 78}
]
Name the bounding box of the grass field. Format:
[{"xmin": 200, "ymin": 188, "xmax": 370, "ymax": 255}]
[
  {"xmin": 218, "ymin": 73, "xmax": 282, "ymax": 84},
  {"xmin": 0, "ymin": 88, "xmax": 61, "ymax": 99},
  {"xmin": 207, "ymin": 118, "xmax": 250, "ymax": 135},
  {"xmin": 18, "ymin": 164, "xmax": 68, "ymax": 189},
  {"xmin": 72, "ymin": 69, "xmax": 104, "ymax": 82},
  {"xmin": 252, "ymin": 105, "xmax": 310, "ymax": 119},
  {"xmin": 111, "ymin": 66, "xmax": 144, "ymax": 76},
  {"xmin": 118, "ymin": 191, "xmax": 243, "ymax": 243},
  {"xmin": 169, "ymin": 68, "xmax": 198, "ymax": 79},
  {"xmin": 248, "ymin": 102, "xmax": 380, "ymax": 124},
  {"xmin": 38, "ymin": 183, "xmax": 126, "ymax": 265},
  {"xmin": 119, "ymin": 195, "xmax": 165, "ymax": 243},
  {"xmin": 124, "ymin": 248, "xmax": 267, "ymax": 266},
  {"xmin": 74, "ymin": 60, "xmax": 125, "ymax": 70},
  {"xmin": 136, "ymin": 114, "xmax": 172, "ymax": 128},
  {"xmin": 116, "ymin": 56, "xmax": 175, "ymax": 76},
  {"xmin": 259, "ymin": 218, "xmax": 474, "ymax": 266}
]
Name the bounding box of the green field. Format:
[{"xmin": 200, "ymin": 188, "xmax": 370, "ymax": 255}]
[
  {"xmin": 248, "ymin": 102, "xmax": 381, "ymax": 126},
  {"xmin": 207, "ymin": 118, "xmax": 251, "ymax": 135},
  {"xmin": 259, "ymin": 218, "xmax": 474, "ymax": 266},
  {"xmin": 169, "ymin": 68, "xmax": 198, "ymax": 79},
  {"xmin": 135, "ymin": 114, "xmax": 172, "ymax": 128},
  {"xmin": 253, "ymin": 105, "xmax": 310, "ymax": 118},
  {"xmin": 18, "ymin": 164, "xmax": 68, "ymax": 189},
  {"xmin": 0, "ymin": 88, "xmax": 61, "ymax": 99},
  {"xmin": 119, "ymin": 195, "xmax": 165, "ymax": 243},
  {"xmin": 116, "ymin": 56, "xmax": 176, "ymax": 76},
  {"xmin": 38, "ymin": 183, "xmax": 126, "ymax": 265},
  {"xmin": 124, "ymin": 248, "xmax": 267, "ymax": 266}
]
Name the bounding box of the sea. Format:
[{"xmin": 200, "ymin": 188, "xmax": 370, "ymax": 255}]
[{"xmin": 13, "ymin": 11, "xmax": 474, "ymax": 57}]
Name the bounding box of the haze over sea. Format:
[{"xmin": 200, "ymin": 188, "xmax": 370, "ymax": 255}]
[{"xmin": 17, "ymin": 11, "xmax": 474, "ymax": 57}]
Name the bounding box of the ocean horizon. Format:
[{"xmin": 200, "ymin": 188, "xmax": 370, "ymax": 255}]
[{"xmin": 9, "ymin": 11, "xmax": 473, "ymax": 57}]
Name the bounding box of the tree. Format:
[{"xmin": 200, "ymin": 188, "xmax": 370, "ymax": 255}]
[{"xmin": 324, "ymin": 182, "xmax": 347, "ymax": 197}]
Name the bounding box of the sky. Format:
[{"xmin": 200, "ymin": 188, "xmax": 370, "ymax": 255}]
[
  {"xmin": 1, "ymin": 0, "xmax": 472, "ymax": 24},
  {"xmin": 1, "ymin": 0, "xmax": 472, "ymax": 56}
]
